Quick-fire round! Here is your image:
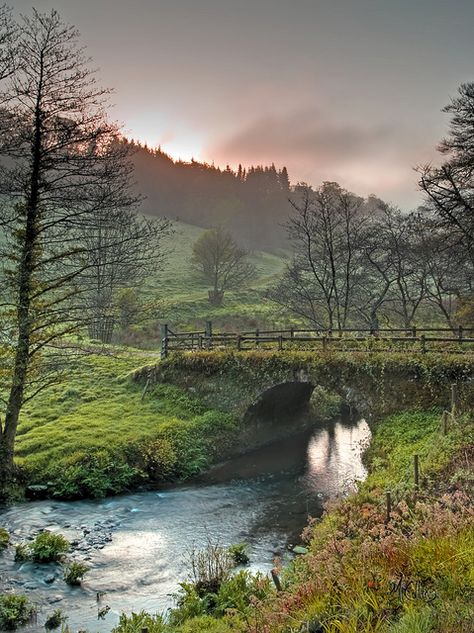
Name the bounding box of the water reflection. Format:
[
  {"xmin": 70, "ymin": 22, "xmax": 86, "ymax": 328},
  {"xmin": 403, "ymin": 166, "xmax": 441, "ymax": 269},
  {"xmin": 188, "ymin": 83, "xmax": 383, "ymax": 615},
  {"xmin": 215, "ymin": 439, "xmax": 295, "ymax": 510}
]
[
  {"xmin": 0, "ymin": 416, "xmax": 370, "ymax": 633},
  {"xmin": 304, "ymin": 418, "xmax": 370, "ymax": 496}
]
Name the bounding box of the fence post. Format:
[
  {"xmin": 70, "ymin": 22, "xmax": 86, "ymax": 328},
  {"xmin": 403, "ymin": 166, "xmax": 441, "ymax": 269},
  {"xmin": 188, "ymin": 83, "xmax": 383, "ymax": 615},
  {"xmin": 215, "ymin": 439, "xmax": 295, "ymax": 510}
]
[
  {"xmin": 412, "ymin": 326, "xmax": 417, "ymax": 338},
  {"xmin": 237, "ymin": 335, "xmax": 242, "ymax": 351},
  {"xmin": 420, "ymin": 335, "xmax": 426, "ymax": 353},
  {"xmin": 256, "ymin": 328, "xmax": 260, "ymax": 348},
  {"xmin": 441, "ymin": 410, "xmax": 448, "ymax": 435},
  {"xmin": 290, "ymin": 327, "xmax": 294, "ymax": 339},
  {"xmin": 451, "ymin": 383, "xmax": 458, "ymax": 414},
  {"xmin": 198, "ymin": 334, "xmax": 203, "ymax": 350},
  {"xmin": 160, "ymin": 324, "xmax": 169, "ymax": 359},
  {"xmin": 278, "ymin": 335, "xmax": 283, "ymax": 351},
  {"xmin": 414, "ymin": 454, "xmax": 420, "ymax": 489},
  {"xmin": 271, "ymin": 569, "xmax": 282, "ymax": 592},
  {"xmin": 322, "ymin": 336, "xmax": 327, "ymax": 352},
  {"xmin": 385, "ymin": 491, "xmax": 392, "ymax": 523},
  {"xmin": 205, "ymin": 320, "xmax": 212, "ymax": 349},
  {"xmin": 458, "ymin": 325, "xmax": 464, "ymax": 342}
]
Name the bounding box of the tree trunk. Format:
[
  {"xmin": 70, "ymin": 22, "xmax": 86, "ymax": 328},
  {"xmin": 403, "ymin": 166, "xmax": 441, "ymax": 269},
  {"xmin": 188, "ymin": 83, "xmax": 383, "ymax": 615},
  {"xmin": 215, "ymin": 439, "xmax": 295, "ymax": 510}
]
[
  {"xmin": 0, "ymin": 240, "xmax": 34, "ymax": 497},
  {"xmin": 0, "ymin": 61, "xmax": 42, "ymax": 497},
  {"xmin": 208, "ymin": 289, "xmax": 224, "ymax": 306}
]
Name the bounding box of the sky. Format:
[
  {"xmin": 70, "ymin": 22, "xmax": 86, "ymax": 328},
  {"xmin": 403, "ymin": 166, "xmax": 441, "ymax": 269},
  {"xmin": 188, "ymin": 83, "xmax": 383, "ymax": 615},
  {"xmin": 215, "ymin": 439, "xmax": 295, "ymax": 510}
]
[{"xmin": 11, "ymin": 0, "xmax": 474, "ymax": 208}]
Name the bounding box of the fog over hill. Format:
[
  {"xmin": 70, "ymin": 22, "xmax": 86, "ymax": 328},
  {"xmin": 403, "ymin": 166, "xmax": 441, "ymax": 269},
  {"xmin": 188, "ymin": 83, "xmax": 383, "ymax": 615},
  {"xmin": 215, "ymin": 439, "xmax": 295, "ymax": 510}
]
[{"xmin": 129, "ymin": 140, "xmax": 294, "ymax": 251}]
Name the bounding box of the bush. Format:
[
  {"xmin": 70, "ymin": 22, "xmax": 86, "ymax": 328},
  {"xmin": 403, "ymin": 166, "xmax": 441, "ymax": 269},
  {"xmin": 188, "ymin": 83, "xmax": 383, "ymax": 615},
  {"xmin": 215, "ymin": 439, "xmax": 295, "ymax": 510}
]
[
  {"xmin": 171, "ymin": 570, "xmax": 271, "ymax": 625},
  {"xmin": 0, "ymin": 528, "xmax": 9, "ymax": 551},
  {"xmin": 111, "ymin": 610, "xmax": 167, "ymax": 632},
  {"xmin": 63, "ymin": 561, "xmax": 89, "ymax": 585},
  {"xmin": 188, "ymin": 541, "xmax": 234, "ymax": 597},
  {"xmin": 228, "ymin": 543, "xmax": 250, "ymax": 566},
  {"xmin": 52, "ymin": 450, "xmax": 141, "ymax": 499},
  {"xmin": 141, "ymin": 437, "xmax": 177, "ymax": 481},
  {"xmin": 44, "ymin": 609, "xmax": 66, "ymax": 630},
  {"xmin": 29, "ymin": 532, "xmax": 69, "ymax": 562},
  {"xmin": 0, "ymin": 594, "xmax": 35, "ymax": 630}
]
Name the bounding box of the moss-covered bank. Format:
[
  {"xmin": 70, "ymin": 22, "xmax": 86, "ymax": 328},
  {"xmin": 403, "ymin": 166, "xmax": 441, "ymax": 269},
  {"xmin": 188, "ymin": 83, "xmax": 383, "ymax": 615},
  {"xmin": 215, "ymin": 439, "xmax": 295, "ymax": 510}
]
[{"xmin": 13, "ymin": 352, "xmax": 241, "ymax": 499}]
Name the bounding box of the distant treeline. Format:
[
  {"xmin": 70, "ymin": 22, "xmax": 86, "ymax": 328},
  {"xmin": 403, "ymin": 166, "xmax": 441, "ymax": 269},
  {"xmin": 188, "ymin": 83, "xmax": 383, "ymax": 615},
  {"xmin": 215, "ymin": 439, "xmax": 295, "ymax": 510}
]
[{"xmin": 128, "ymin": 140, "xmax": 291, "ymax": 250}]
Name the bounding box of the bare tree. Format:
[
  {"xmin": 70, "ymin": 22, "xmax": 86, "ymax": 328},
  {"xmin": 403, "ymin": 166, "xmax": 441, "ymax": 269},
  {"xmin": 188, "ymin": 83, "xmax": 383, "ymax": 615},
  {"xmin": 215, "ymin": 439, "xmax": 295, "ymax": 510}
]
[
  {"xmin": 191, "ymin": 227, "xmax": 255, "ymax": 306},
  {"xmin": 355, "ymin": 218, "xmax": 396, "ymax": 331},
  {"xmin": 383, "ymin": 208, "xmax": 427, "ymax": 328},
  {"xmin": 0, "ymin": 4, "xmax": 15, "ymax": 83},
  {"xmin": 418, "ymin": 83, "xmax": 474, "ymax": 283},
  {"xmin": 77, "ymin": 199, "xmax": 172, "ymax": 343},
  {"xmin": 268, "ymin": 182, "xmax": 367, "ymax": 331},
  {"xmin": 0, "ymin": 10, "xmax": 140, "ymax": 496}
]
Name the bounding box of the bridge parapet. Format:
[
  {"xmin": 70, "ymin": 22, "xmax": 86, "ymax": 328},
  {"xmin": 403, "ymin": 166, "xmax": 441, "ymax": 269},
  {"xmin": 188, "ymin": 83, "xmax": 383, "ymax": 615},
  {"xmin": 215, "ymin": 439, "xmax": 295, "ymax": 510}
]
[{"xmin": 132, "ymin": 350, "xmax": 474, "ymax": 420}]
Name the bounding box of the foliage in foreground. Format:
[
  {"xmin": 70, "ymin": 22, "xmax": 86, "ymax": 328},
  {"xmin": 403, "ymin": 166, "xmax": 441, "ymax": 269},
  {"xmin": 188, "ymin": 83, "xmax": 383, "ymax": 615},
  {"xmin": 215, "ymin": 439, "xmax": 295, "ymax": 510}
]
[
  {"xmin": 15, "ymin": 532, "xmax": 70, "ymax": 563},
  {"xmin": 0, "ymin": 594, "xmax": 35, "ymax": 631}
]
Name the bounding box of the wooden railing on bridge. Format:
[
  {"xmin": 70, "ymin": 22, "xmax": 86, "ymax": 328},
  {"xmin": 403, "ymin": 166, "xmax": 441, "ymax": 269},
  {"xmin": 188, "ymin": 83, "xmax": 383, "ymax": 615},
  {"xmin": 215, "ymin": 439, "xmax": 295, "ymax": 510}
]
[{"xmin": 159, "ymin": 322, "xmax": 474, "ymax": 358}]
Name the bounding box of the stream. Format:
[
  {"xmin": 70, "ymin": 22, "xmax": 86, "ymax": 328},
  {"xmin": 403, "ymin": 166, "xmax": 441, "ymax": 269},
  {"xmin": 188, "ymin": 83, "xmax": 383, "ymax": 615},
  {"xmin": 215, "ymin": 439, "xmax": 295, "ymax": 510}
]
[{"xmin": 0, "ymin": 416, "xmax": 370, "ymax": 632}]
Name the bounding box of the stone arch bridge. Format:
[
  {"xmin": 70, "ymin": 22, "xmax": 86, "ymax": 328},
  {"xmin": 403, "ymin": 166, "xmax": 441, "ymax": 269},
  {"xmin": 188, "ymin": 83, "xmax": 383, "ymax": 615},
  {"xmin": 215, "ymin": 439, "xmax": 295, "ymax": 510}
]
[{"xmin": 132, "ymin": 351, "xmax": 474, "ymax": 449}]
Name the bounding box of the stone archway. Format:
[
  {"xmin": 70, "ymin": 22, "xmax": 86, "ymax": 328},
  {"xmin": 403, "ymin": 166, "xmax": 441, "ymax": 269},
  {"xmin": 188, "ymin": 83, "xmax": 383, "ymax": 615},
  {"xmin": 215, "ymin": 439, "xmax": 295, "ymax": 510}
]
[{"xmin": 240, "ymin": 381, "xmax": 316, "ymax": 449}]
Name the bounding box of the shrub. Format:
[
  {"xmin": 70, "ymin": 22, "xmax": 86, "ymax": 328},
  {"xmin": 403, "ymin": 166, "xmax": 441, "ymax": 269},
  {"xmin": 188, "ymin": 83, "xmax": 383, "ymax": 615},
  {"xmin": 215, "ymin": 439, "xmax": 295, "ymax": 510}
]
[
  {"xmin": 52, "ymin": 450, "xmax": 141, "ymax": 499},
  {"xmin": 228, "ymin": 543, "xmax": 250, "ymax": 566},
  {"xmin": 171, "ymin": 570, "xmax": 271, "ymax": 625},
  {"xmin": 63, "ymin": 561, "xmax": 89, "ymax": 585},
  {"xmin": 0, "ymin": 594, "xmax": 35, "ymax": 630},
  {"xmin": 29, "ymin": 532, "xmax": 69, "ymax": 562},
  {"xmin": 111, "ymin": 610, "xmax": 167, "ymax": 632},
  {"xmin": 141, "ymin": 437, "xmax": 178, "ymax": 481},
  {"xmin": 0, "ymin": 528, "xmax": 9, "ymax": 551},
  {"xmin": 44, "ymin": 609, "xmax": 66, "ymax": 630},
  {"xmin": 213, "ymin": 570, "xmax": 270, "ymax": 617},
  {"xmin": 188, "ymin": 541, "xmax": 233, "ymax": 596}
]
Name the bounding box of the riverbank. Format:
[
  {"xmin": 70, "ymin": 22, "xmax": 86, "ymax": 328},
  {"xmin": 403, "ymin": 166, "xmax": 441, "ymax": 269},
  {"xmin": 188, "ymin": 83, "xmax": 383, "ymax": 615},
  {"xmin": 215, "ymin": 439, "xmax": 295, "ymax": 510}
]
[
  {"xmin": 11, "ymin": 350, "xmax": 344, "ymax": 501},
  {"xmin": 0, "ymin": 416, "xmax": 369, "ymax": 632},
  {"xmin": 12, "ymin": 352, "xmax": 241, "ymax": 500},
  {"xmin": 105, "ymin": 408, "xmax": 473, "ymax": 633}
]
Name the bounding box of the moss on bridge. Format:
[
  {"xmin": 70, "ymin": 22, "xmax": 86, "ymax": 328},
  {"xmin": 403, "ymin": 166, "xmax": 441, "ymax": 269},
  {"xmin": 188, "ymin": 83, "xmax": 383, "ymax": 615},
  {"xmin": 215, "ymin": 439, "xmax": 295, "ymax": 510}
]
[{"xmin": 133, "ymin": 350, "xmax": 474, "ymax": 418}]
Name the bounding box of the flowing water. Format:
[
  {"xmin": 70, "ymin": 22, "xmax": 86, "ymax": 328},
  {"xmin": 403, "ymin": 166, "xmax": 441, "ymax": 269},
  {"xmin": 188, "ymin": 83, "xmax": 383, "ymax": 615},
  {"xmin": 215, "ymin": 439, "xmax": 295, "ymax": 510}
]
[{"xmin": 0, "ymin": 416, "xmax": 370, "ymax": 632}]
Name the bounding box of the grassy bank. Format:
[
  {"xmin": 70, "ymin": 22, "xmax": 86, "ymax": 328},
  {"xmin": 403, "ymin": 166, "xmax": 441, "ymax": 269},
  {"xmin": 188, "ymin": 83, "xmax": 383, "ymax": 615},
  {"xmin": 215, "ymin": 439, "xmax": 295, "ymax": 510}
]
[
  {"xmin": 103, "ymin": 408, "xmax": 473, "ymax": 633},
  {"xmin": 14, "ymin": 352, "xmax": 240, "ymax": 499}
]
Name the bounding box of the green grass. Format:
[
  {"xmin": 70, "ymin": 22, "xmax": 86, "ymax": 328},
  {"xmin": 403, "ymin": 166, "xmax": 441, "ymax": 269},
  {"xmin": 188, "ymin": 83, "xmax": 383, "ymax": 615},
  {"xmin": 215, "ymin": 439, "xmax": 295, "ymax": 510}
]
[
  {"xmin": 144, "ymin": 221, "xmax": 286, "ymax": 330},
  {"xmin": 15, "ymin": 351, "xmax": 240, "ymax": 497}
]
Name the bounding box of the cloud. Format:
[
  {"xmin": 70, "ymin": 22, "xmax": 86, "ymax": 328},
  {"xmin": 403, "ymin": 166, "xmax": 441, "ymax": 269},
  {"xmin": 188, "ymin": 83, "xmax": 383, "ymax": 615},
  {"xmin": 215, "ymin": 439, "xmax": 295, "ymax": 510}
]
[
  {"xmin": 205, "ymin": 108, "xmax": 436, "ymax": 207},
  {"xmin": 207, "ymin": 108, "xmax": 392, "ymax": 165}
]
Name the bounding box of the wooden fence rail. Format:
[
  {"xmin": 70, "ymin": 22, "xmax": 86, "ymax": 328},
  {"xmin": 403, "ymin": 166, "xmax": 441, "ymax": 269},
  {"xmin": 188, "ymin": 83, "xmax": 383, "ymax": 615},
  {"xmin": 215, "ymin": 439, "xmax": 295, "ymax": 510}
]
[{"xmin": 159, "ymin": 322, "xmax": 474, "ymax": 358}]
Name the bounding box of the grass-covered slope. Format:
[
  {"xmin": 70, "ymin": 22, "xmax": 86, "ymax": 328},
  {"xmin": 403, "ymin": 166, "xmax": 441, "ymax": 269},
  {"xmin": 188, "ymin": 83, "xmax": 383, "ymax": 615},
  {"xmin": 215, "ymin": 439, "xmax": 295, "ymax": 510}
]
[
  {"xmin": 147, "ymin": 221, "xmax": 285, "ymax": 330},
  {"xmin": 14, "ymin": 351, "xmax": 240, "ymax": 498}
]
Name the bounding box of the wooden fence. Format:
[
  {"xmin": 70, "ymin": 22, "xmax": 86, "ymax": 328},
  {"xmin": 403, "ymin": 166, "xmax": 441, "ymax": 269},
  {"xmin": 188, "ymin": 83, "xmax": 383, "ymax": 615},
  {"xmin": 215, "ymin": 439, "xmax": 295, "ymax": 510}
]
[{"xmin": 159, "ymin": 322, "xmax": 474, "ymax": 358}]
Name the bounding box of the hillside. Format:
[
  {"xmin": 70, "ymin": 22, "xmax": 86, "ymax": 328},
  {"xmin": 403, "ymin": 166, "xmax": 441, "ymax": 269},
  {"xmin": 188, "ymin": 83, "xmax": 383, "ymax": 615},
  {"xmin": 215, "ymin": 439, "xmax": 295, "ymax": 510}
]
[
  {"xmin": 143, "ymin": 220, "xmax": 287, "ymax": 332},
  {"xmin": 130, "ymin": 141, "xmax": 292, "ymax": 251}
]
